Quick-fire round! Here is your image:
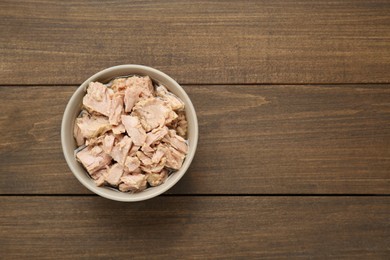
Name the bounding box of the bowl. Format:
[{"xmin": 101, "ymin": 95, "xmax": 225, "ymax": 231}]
[{"xmin": 61, "ymin": 65, "xmax": 198, "ymax": 202}]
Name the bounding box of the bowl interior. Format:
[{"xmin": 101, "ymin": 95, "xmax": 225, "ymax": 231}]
[{"xmin": 61, "ymin": 65, "xmax": 198, "ymax": 202}]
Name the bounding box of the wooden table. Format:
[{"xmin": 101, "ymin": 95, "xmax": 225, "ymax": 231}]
[{"xmin": 1, "ymin": 1, "xmax": 389, "ymax": 258}]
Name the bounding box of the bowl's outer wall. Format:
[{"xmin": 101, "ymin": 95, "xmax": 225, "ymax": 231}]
[{"xmin": 61, "ymin": 65, "xmax": 198, "ymax": 202}]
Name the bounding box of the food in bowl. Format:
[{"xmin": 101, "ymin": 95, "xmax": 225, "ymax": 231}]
[{"xmin": 73, "ymin": 75, "xmax": 188, "ymax": 193}]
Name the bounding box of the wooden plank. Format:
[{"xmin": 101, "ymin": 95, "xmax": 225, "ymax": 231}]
[
  {"xmin": 1, "ymin": 0, "xmax": 389, "ymax": 85},
  {"xmin": 1, "ymin": 85, "xmax": 389, "ymax": 194},
  {"xmin": 1, "ymin": 196, "xmax": 389, "ymax": 258}
]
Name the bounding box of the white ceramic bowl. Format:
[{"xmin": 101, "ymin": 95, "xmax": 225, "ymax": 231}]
[{"xmin": 61, "ymin": 65, "xmax": 198, "ymax": 202}]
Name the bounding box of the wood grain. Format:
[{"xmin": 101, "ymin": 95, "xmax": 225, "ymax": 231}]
[
  {"xmin": 1, "ymin": 85, "xmax": 389, "ymax": 194},
  {"xmin": 1, "ymin": 196, "xmax": 389, "ymax": 259},
  {"xmin": 1, "ymin": 0, "xmax": 390, "ymax": 85}
]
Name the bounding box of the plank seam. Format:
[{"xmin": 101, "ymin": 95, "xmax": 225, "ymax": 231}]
[{"xmin": 1, "ymin": 194, "xmax": 389, "ymax": 197}]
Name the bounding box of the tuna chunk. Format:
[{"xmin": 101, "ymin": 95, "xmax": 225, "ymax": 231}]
[
  {"xmin": 125, "ymin": 76, "xmax": 154, "ymax": 98},
  {"xmin": 124, "ymin": 156, "xmax": 141, "ymax": 172},
  {"xmin": 112, "ymin": 123, "xmax": 126, "ymax": 135},
  {"xmin": 94, "ymin": 175, "xmax": 105, "ymax": 187},
  {"xmin": 156, "ymin": 85, "xmax": 184, "ymax": 111},
  {"xmin": 91, "ymin": 168, "xmax": 107, "ymax": 186},
  {"xmin": 110, "ymin": 135, "xmax": 133, "ymax": 165},
  {"xmin": 124, "ymin": 86, "xmax": 142, "ymax": 112},
  {"xmin": 167, "ymin": 146, "xmax": 186, "ymax": 170},
  {"xmin": 102, "ymin": 133, "xmax": 115, "ymax": 154},
  {"xmin": 158, "ymin": 144, "xmax": 185, "ymax": 170},
  {"xmin": 163, "ymin": 130, "xmax": 188, "ymax": 154},
  {"xmin": 129, "ymin": 167, "xmax": 142, "ymax": 175},
  {"xmin": 110, "ymin": 78, "xmax": 127, "ymax": 93},
  {"xmin": 136, "ymin": 151, "xmax": 153, "ymax": 166},
  {"xmin": 152, "ymin": 145, "xmax": 165, "ymax": 164},
  {"xmin": 104, "ymin": 163, "xmax": 125, "ymax": 186},
  {"xmin": 73, "ymin": 122, "xmax": 85, "ymax": 146},
  {"xmin": 85, "ymin": 134, "xmax": 105, "ymax": 146},
  {"xmin": 121, "ymin": 115, "xmax": 146, "ymax": 146},
  {"xmin": 129, "ymin": 144, "xmax": 140, "ymax": 156},
  {"xmin": 146, "ymin": 169, "xmax": 168, "ymax": 187},
  {"xmin": 76, "ymin": 145, "xmax": 112, "ymax": 174},
  {"xmin": 171, "ymin": 135, "xmax": 188, "ymax": 154},
  {"xmin": 145, "ymin": 126, "xmax": 169, "ymax": 147},
  {"xmin": 119, "ymin": 174, "xmax": 147, "ymax": 192},
  {"xmin": 132, "ymin": 98, "xmax": 176, "ymax": 132},
  {"xmin": 141, "ymin": 157, "xmax": 166, "ymax": 173},
  {"xmin": 108, "ymin": 93, "xmax": 124, "ymax": 125},
  {"xmin": 140, "ymin": 144, "xmax": 154, "ymax": 157},
  {"xmin": 83, "ymin": 82, "xmax": 113, "ymax": 116},
  {"xmin": 170, "ymin": 111, "xmax": 188, "ymax": 138},
  {"xmin": 75, "ymin": 114, "xmax": 111, "ymax": 140}
]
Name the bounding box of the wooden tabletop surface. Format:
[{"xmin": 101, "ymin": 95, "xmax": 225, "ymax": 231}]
[{"xmin": 1, "ymin": 1, "xmax": 389, "ymax": 258}]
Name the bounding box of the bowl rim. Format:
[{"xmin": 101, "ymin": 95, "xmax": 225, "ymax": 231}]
[{"xmin": 61, "ymin": 64, "xmax": 198, "ymax": 202}]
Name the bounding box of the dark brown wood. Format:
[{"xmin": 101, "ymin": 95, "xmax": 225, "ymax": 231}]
[
  {"xmin": 1, "ymin": 85, "xmax": 389, "ymax": 194},
  {"xmin": 1, "ymin": 1, "xmax": 389, "ymax": 258},
  {"xmin": 1, "ymin": 196, "xmax": 389, "ymax": 258},
  {"xmin": 1, "ymin": 0, "xmax": 390, "ymax": 85}
]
